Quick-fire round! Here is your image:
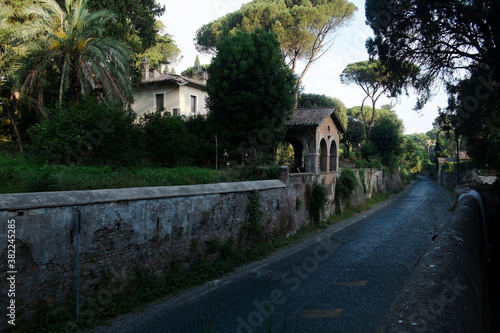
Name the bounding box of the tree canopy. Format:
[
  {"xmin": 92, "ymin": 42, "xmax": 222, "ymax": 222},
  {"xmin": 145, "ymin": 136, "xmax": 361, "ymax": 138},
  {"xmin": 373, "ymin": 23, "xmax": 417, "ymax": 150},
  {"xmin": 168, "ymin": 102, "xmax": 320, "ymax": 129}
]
[
  {"xmin": 195, "ymin": 0, "xmax": 356, "ymax": 102},
  {"xmin": 369, "ymin": 116, "xmax": 402, "ymax": 167},
  {"xmin": 340, "ymin": 60, "xmax": 391, "ymax": 139},
  {"xmin": 365, "ymin": 0, "xmax": 500, "ymax": 84},
  {"xmin": 365, "ymin": 0, "xmax": 500, "ymax": 168},
  {"xmin": 136, "ymin": 21, "xmax": 181, "ymax": 76},
  {"xmin": 12, "ymin": 0, "xmax": 132, "ymax": 112},
  {"xmin": 206, "ymin": 29, "xmax": 296, "ymax": 163},
  {"xmin": 341, "ymin": 116, "xmax": 365, "ymax": 158},
  {"xmin": 87, "ymin": 0, "xmax": 165, "ymax": 54}
]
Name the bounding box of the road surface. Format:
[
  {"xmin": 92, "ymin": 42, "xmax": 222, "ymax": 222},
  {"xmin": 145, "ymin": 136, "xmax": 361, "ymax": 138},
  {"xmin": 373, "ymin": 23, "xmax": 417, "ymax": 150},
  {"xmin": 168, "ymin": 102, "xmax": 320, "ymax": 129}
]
[{"xmin": 89, "ymin": 175, "xmax": 451, "ymax": 333}]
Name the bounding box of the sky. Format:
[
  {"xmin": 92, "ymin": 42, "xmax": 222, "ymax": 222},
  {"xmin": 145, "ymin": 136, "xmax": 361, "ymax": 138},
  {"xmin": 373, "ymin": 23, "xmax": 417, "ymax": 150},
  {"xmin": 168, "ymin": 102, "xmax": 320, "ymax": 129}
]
[{"xmin": 159, "ymin": 0, "xmax": 449, "ymax": 135}]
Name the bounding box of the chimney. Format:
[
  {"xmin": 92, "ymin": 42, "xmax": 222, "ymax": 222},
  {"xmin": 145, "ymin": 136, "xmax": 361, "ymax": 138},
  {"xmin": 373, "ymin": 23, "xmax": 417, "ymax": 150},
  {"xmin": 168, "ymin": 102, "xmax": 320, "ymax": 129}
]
[
  {"xmin": 152, "ymin": 68, "xmax": 161, "ymax": 78},
  {"xmin": 141, "ymin": 56, "xmax": 149, "ymax": 81}
]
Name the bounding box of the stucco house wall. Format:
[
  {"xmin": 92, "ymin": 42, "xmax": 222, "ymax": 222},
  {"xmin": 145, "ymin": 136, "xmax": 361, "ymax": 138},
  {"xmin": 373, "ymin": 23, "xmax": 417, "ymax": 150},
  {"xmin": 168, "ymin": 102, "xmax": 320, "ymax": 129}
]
[
  {"xmin": 178, "ymin": 84, "xmax": 208, "ymax": 116},
  {"xmin": 131, "ymin": 57, "xmax": 208, "ymax": 118},
  {"xmin": 132, "ymin": 81, "xmax": 180, "ymax": 117}
]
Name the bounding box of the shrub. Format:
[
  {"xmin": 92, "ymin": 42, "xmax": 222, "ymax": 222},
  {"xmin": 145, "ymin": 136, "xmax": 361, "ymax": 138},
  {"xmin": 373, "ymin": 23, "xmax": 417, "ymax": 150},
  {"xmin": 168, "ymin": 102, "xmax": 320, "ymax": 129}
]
[
  {"xmin": 28, "ymin": 97, "xmax": 144, "ymax": 166},
  {"xmin": 184, "ymin": 115, "xmax": 216, "ymax": 167},
  {"xmin": 335, "ymin": 168, "xmax": 358, "ymax": 201},
  {"xmin": 308, "ymin": 181, "xmax": 328, "ymax": 224},
  {"xmin": 244, "ymin": 190, "xmax": 262, "ymax": 233},
  {"xmin": 141, "ymin": 111, "xmax": 197, "ymax": 166},
  {"xmin": 264, "ymin": 165, "xmax": 281, "ymax": 179}
]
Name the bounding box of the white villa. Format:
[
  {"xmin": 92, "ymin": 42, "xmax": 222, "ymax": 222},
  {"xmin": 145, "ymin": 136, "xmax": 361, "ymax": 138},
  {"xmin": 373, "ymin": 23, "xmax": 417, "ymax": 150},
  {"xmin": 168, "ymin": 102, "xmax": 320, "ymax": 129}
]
[{"xmin": 132, "ymin": 57, "xmax": 208, "ymax": 117}]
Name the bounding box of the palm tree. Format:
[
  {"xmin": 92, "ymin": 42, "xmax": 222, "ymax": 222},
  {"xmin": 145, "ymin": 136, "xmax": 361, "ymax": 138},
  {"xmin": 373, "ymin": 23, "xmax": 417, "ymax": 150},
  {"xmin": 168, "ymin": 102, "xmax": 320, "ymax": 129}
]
[{"xmin": 14, "ymin": 0, "xmax": 132, "ymax": 115}]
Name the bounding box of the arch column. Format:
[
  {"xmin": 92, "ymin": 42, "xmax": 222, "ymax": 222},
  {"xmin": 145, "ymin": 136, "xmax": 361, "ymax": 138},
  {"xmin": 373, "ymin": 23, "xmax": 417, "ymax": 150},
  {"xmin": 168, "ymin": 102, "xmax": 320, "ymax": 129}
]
[{"xmin": 305, "ymin": 153, "xmax": 319, "ymax": 173}]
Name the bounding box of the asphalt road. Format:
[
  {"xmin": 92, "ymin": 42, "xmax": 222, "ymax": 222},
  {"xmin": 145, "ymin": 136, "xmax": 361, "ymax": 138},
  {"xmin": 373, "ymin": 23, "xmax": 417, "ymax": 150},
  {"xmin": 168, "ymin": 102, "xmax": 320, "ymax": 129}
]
[{"xmin": 89, "ymin": 175, "xmax": 451, "ymax": 333}]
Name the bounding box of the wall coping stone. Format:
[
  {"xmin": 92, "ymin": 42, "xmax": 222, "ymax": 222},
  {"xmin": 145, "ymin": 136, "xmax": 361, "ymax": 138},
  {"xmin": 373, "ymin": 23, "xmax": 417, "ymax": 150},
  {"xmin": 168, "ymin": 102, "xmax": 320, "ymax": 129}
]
[
  {"xmin": 376, "ymin": 190, "xmax": 489, "ymax": 332},
  {"xmin": 0, "ymin": 180, "xmax": 286, "ymax": 211}
]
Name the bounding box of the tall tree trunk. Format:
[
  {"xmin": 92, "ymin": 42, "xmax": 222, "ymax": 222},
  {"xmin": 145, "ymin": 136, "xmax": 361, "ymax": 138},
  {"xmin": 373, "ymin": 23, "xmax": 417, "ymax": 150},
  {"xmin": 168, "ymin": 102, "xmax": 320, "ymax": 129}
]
[
  {"xmin": 59, "ymin": 58, "xmax": 68, "ymax": 107},
  {"xmin": 6, "ymin": 105, "xmax": 23, "ymax": 154},
  {"xmin": 359, "ymin": 96, "xmax": 370, "ymax": 143}
]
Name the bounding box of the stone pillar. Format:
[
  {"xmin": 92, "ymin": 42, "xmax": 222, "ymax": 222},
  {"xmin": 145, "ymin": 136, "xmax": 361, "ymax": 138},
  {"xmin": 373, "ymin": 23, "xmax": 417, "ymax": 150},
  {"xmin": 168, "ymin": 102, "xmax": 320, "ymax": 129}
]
[
  {"xmin": 279, "ymin": 166, "xmax": 289, "ymax": 184},
  {"xmin": 305, "ymin": 153, "xmax": 319, "ymax": 173}
]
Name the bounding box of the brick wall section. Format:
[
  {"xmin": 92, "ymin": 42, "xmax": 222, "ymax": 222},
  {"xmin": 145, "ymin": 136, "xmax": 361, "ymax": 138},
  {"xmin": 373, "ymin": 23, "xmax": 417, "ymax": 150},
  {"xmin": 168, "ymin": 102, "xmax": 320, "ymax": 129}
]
[{"xmin": 376, "ymin": 191, "xmax": 489, "ymax": 333}]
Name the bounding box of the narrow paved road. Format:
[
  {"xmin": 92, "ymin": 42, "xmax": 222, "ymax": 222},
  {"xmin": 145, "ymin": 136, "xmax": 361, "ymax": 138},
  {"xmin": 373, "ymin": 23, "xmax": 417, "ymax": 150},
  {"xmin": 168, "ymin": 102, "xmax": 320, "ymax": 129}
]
[{"xmin": 89, "ymin": 176, "xmax": 451, "ymax": 333}]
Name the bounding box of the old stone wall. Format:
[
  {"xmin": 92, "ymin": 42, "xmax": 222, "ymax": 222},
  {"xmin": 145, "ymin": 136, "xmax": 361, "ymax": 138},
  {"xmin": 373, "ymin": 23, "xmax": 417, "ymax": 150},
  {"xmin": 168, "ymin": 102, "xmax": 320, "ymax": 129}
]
[
  {"xmin": 334, "ymin": 168, "xmax": 403, "ymax": 214},
  {"xmin": 0, "ymin": 168, "xmax": 402, "ymax": 328},
  {"xmin": 0, "ymin": 181, "xmax": 292, "ymax": 326},
  {"xmin": 376, "ymin": 191, "xmax": 489, "ymax": 332}
]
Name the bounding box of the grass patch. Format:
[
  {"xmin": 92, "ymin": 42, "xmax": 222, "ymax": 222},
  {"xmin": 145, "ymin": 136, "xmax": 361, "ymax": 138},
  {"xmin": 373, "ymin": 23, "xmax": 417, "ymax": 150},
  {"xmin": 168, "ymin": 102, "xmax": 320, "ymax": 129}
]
[{"xmin": 0, "ymin": 151, "xmax": 238, "ymax": 193}]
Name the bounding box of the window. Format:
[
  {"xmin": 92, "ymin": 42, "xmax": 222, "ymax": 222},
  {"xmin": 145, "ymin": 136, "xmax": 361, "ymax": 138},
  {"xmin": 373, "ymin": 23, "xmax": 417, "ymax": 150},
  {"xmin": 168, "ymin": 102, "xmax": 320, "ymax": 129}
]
[
  {"xmin": 173, "ymin": 108, "xmax": 179, "ymax": 116},
  {"xmin": 156, "ymin": 94, "xmax": 164, "ymax": 111},
  {"xmin": 190, "ymin": 95, "xmax": 197, "ymax": 113}
]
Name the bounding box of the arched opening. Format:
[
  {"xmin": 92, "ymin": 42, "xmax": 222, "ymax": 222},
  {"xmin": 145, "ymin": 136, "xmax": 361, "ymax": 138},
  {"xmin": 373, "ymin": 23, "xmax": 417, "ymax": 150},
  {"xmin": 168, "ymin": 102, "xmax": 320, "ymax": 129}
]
[
  {"xmin": 277, "ymin": 141, "xmax": 294, "ymax": 167},
  {"xmin": 329, "ymin": 139, "xmax": 338, "ymax": 171},
  {"xmin": 280, "ymin": 137, "xmax": 304, "ymax": 172},
  {"xmin": 319, "ymin": 138, "xmax": 328, "ymax": 172}
]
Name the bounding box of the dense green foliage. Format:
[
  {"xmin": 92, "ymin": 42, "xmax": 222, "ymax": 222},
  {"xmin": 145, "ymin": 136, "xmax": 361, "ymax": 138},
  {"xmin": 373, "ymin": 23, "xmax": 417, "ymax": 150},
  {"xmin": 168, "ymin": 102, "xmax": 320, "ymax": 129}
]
[
  {"xmin": 335, "ymin": 168, "xmax": 358, "ymax": 201},
  {"xmin": 141, "ymin": 111, "xmax": 197, "ymax": 167},
  {"xmin": 87, "ymin": 0, "xmax": 165, "ymax": 53},
  {"xmin": 195, "ymin": 0, "xmax": 356, "ymax": 98},
  {"xmin": 14, "ymin": 0, "xmax": 133, "ymax": 108},
  {"xmin": 206, "ymin": 29, "xmax": 296, "ymax": 163},
  {"xmin": 369, "ymin": 117, "xmax": 402, "ymax": 169},
  {"xmin": 0, "ymin": 0, "xmax": 169, "ymax": 153},
  {"xmin": 341, "ymin": 116, "xmax": 365, "ymax": 158},
  {"xmin": 135, "ymin": 21, "xmax": 181, "ymax": 78},
  {"xmin": 444, "ymin": 70, "xmax": 500, "ymax": 169},
  {"xmin": 184, "ymin": 115, "xmax": 217, "ymax": 167},
  {"xmin": 365, "ymin": 0, "xmax": 500, "ymax": 88},
  {"xmin": 28, "ymin": 97, "xmax": 143, "ymax": 166},
  {"xmin": 308, "ymin": 181, "xmax": 329, "ymax": 224},
  {"xmin": 365, "ymin": 0, "xmax": 500, "ymax": 169}
]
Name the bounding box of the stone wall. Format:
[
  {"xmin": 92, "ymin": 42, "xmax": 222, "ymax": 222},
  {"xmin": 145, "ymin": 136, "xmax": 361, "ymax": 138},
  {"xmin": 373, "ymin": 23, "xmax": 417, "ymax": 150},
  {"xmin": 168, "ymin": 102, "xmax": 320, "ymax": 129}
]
[
  {"xmin": 0, "ymin": 168, "xmax": 403, "ymax": 328},
  {"xmin": 333, "ymin": 168, "xmax": 403, "ymax": 215},
  {"xmin": 376, "ymin": 191, "xmax": 489, "ymax": 332},
  {"xmin": 0, "ymin": 181, "xmax": 296, "ymax": 325}
]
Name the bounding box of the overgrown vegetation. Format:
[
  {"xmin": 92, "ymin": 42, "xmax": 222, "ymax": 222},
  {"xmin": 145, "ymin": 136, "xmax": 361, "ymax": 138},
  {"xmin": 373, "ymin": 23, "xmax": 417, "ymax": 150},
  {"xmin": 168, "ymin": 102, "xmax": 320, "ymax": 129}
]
[
  {"xmin": 0, "ymin": 151, "xmax": 237, "ymax": 193},
  {"xmin": 243, "ymin": 190, "xmax": 263, "ymax": 236},
  {"xmin": 335, "ymin": 168, "xmax": 358, "ymax": 202},
  {"xmin": 28, "ymin": 97, "xmax": 144, "ymax": 166},
  {"xmin": 308, "ymin": 181, "xmax": 329, "ymax": 224}
]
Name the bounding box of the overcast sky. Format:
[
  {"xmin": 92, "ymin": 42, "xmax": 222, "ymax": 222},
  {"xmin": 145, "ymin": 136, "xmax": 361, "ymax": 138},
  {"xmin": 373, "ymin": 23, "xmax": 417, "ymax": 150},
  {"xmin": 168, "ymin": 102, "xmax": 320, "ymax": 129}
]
[{"xmin": 159, "ymin": 0, "xmax": 448, "ymax": 135}]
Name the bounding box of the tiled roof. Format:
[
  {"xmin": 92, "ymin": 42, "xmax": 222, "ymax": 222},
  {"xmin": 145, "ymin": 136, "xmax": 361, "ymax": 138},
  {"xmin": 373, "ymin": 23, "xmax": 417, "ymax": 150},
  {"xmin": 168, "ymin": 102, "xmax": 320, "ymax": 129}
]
[
  {"xmin": 286, "ymin": 108, "xmax": 345, "ymax": 133},
  {"xmin": 141, "ymin": 73, "xmax": 206, "ymax": 87}
]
